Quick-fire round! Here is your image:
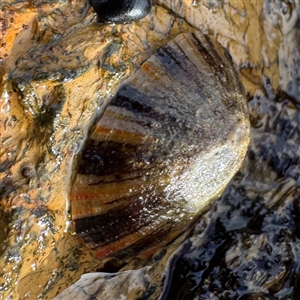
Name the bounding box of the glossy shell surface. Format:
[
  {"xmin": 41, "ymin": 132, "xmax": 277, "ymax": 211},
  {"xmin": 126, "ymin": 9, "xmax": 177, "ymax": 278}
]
[
  {"xmin": 70, "ymin": 31, "xmax": 249, "ymax": 258},
  {"xmin": 90, "ymin": 0, "xmax": 151, "ymax": 23}
]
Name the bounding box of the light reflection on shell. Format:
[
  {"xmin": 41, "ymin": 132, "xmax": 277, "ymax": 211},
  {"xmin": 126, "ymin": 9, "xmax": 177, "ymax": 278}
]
[{"xmin": 70, "ymin": 31, "xmax": 250, "ymax": 258}]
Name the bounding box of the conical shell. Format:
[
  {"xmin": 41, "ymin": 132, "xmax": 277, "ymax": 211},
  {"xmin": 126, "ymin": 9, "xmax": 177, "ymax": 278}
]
[{"xmin": 70, "ymin": 31, "xmax": 249, "ymax": 258}]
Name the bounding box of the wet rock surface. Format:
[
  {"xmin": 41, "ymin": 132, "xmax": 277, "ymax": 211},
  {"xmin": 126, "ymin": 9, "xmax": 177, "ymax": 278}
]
[{"xmin": 0, "ymin": 0, "xmax": 299, "ymax": 299}]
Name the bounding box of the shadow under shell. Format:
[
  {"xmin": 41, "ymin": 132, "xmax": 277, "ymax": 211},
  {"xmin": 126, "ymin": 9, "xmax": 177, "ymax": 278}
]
[{"xmin": 70, "ymin": 31, "xmax": 250, "ymax": 258}]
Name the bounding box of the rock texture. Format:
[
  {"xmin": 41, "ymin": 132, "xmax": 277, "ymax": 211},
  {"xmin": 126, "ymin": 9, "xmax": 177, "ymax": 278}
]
[{"xmin": 0, "ymin": 0, "xmax": 299, "ymax": 299}]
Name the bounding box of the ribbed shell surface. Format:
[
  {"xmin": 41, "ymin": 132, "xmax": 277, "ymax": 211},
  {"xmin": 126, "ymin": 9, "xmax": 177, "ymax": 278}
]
[{"xmin": 70, "ymin": 31, "xmax": 249, "ymax": 258}]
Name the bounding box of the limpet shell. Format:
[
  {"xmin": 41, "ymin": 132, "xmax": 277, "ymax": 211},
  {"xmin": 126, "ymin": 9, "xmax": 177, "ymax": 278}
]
[{"xmin": 70, "ymin": 31, "xmax": 250, "ymax": 258}]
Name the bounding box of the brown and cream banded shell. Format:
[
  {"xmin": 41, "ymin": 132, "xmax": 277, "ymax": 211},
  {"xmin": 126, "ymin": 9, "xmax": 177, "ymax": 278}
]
[{"xmin": 70, "ymin": 31, "xmax": 249, "ymax": 258}]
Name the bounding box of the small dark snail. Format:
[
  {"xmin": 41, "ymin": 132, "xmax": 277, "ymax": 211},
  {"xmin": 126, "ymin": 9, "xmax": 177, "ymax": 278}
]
[
  {"xmin": 89, "ymin": 0, "xmax": 151, "ymax": 23},
  {"xmin": 70, "ymin": 31, "xmax": 249, "ymax": 258}
]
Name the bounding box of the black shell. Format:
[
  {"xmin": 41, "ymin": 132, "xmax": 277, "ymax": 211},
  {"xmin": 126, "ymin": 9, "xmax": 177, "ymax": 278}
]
[{"xmin": 90, "ymin": 0, "xmax": 151, "ymax": 23}]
